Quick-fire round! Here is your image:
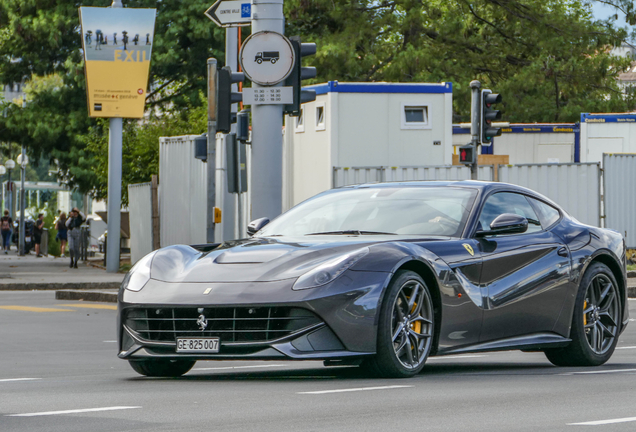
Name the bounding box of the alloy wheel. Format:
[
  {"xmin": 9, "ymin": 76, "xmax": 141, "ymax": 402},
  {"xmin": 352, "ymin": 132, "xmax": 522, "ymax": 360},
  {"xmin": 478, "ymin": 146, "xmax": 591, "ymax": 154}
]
[
  {"xmin": 390, "ymin": 280, "xmax": 433, "ymax": 369},
  {"xmin": 583, "ymin": 274, "xmax": 619, "ymax": 355}
]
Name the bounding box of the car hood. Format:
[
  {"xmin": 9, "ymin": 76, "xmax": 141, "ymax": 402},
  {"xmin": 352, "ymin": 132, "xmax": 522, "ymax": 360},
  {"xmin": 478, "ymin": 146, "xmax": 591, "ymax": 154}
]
[{"xmin": 149, "ymin": 235, "xmax": 448, "ymax": 283}]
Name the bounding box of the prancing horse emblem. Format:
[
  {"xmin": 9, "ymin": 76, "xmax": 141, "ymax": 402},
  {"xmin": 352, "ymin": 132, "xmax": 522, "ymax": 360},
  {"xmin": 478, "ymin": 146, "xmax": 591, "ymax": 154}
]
[
  {"xmin": 196, "ymin": 314, "xmax": 208, "ymax": 331},
  {"xmin": 462, "ymin": 243, "xmax": 474, "ymax": 256}
]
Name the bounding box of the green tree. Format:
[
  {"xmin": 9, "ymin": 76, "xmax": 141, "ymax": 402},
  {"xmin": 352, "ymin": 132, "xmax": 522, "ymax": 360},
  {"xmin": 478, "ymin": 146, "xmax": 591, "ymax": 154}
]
[{"xmin": 286, "ymin": 0, "xmax": 636, "ymax": 122}]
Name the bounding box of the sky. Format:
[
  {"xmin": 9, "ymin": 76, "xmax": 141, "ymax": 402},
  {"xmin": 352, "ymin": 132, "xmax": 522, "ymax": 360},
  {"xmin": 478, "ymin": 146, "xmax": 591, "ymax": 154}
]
[{"xmin": 592, "ymin": 2, "xmax": 626, "ymax": 22}]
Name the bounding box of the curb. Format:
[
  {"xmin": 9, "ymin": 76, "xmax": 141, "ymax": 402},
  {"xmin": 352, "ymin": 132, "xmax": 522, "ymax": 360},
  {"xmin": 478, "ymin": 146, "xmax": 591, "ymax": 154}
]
[
  {"xmin": 0, "ymin": 282, "xmax": 121, "ymax": 291},
  {"xmin": 629, "ymin": 287, "xmax": 636, "ymax": 298},
  {"xmin": 55, "ymin": 290, "xmax": 118, "ymax": 303}
]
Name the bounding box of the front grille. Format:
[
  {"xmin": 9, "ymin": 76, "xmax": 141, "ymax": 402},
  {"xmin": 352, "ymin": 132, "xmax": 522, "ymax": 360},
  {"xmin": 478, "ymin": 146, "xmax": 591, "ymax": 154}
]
[{"xmin": 125, "ymin": 306, "xmax": 321, "ymax": 344}]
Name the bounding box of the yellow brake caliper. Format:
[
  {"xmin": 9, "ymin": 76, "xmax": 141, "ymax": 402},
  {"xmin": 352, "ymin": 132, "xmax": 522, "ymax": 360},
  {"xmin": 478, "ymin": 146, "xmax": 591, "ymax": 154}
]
[
  {"xmin": 583, "ymin": 301, "xmax": 588, "ymax": 326},
  {"xmin": 411, "ymin": 301, "xmax": 421, "ymax": 335}
]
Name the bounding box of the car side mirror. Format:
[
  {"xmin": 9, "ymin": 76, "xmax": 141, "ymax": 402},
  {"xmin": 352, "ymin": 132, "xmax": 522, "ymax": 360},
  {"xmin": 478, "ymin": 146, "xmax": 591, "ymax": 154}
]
[
  {"xmin": 246, "ymin": 217, "xmax": 270, "ymax": 237},
  {"xmin": 476, "ymin": 213, "xmax": 528, "ymax": 237}
]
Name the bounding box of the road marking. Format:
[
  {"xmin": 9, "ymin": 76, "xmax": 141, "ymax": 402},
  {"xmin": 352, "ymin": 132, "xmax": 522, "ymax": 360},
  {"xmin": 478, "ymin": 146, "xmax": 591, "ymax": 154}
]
[
  {"xmin": 6, "ymin": 406, "xmax": 141, "ymax": 417},
  {"xmin": 103, "ymin": 340, "xmax": 117, "ymax": 343},
  {"xmin": 0, "ymin": 378, "xmax": 41, "ymax": 382},
  {"xmin": 428, "ymin": 355, "xmax": 488, "ymax": 360},
  {"xmin": 298, "ymin": 385, "xmax": 413, "ymax": 395},
  {"xmin": 193, "ymin": 364, "xmax": 286, "ymax": 371},
  {"xmin": 568, "ymin": 416, "xmax": 636, "ymax": 426},
  {"xmin": 560, "ymin": 368, "xmax": 636, "ymax": 375},
  {"xmin": 615, "ymin": 346, "xmax": 636, "ymax": 350},
  {"xmin": 0, "ymin": 306, "xmax": 74, "ymax": 312},
  {"xmin": 58, "ymin": 304, "xmax": 117, "ymax": 310}
]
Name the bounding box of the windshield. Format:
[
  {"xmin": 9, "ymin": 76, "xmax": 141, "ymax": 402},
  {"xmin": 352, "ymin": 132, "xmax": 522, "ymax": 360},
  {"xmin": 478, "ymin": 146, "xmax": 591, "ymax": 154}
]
[{"xmin": 258, "ymin": 186, "xmax": 477, "ymax": 237}]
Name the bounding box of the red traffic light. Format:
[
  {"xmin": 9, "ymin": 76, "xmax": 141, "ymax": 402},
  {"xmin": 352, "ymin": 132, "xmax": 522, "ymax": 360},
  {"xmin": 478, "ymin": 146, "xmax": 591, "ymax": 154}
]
[{"xmin": 458, "ymin": 145, "xmax": 475, "ymax": 164}]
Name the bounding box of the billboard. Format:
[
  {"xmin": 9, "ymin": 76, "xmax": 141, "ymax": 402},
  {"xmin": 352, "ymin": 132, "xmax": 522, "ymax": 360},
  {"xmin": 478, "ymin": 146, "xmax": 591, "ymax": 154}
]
[{"xmin": 79, "ymin": 7, "xmax": 156, "ymax": 118}]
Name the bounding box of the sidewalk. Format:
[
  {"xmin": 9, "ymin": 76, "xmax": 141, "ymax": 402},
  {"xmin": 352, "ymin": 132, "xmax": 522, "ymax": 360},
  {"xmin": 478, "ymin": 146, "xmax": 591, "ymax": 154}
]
[{"xmin": 0, "ymin": 250, "xmax": 124, "ymax": 291}]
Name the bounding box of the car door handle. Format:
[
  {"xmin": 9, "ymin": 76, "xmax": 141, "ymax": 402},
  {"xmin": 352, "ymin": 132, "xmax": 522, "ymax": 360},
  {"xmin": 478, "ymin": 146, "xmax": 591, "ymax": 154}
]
[{"xmin": 557, "ymin": 247, "xmax": 568, "ymax": 257}]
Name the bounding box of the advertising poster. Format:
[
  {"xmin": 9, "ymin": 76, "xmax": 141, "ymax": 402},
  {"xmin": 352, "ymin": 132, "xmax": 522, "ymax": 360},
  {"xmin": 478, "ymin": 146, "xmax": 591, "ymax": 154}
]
[{"xmin": 79, "ymin": 7, "xmax": 156, "ymax": 118}]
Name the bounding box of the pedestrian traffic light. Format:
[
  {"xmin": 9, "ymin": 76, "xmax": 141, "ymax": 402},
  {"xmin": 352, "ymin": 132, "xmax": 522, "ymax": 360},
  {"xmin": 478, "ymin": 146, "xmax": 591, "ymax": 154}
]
[
  {"xmin": 217, "ymin": 66, "xmax": 245, "ymax": 134},
  {"xmin": 480, "ymin": 89, "xmax": 502, "ymax": 145},
  {"xmin": 459, "ymin": 144, "xmax": 476, "ymax": 165},
  {"xmin": 284, "ymin": 36, "xmax": 317, "ymax": 117}
]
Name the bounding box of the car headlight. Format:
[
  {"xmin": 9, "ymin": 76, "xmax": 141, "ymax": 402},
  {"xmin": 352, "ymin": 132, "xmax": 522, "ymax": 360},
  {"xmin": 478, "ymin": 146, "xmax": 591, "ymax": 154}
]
[
  {"xmin": 293, "ymin": 247, "xmax": 369, "ymax": 290},
  {"xmin": 121, "ymin": 251, "xmax": 158, "ymax": 292}
]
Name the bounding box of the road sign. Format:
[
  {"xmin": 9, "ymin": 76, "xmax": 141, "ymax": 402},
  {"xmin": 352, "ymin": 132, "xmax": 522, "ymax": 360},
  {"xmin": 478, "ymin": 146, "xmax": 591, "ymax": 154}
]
[
  {"xmin": 243, "ymin": 87, "xmax": 293, "ymax": 105},
  {"xmin": 239, "ymin": 31, "xmax": 295, "ymax": 86},
  {"xmin": 205, "ymin": 0, "xmax": 251, "ymax": 27}
]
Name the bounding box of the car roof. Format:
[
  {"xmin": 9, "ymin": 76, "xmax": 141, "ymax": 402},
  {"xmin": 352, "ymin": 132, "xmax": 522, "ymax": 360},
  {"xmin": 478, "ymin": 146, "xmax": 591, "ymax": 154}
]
[{"xmin": 342, "ymin": 180, "xmax": 562, "ymax": 209}]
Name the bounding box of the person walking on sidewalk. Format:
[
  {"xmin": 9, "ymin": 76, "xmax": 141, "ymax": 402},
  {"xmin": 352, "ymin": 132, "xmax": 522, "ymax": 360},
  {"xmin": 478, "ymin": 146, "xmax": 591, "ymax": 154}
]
[
  {"xmin": 34, "ymin": 213, "xmax": 44, "ymax": 257},
  {"xmin": 55, "ymin": 212, "xmax": 68, "ymax": 257},
  {"xmin": 66, "ymin": 208, "xmax": 85, "ymax": 269},
  {"xmin": 1, "ymin": 210, "xmax": 12, "ymax": 254}
]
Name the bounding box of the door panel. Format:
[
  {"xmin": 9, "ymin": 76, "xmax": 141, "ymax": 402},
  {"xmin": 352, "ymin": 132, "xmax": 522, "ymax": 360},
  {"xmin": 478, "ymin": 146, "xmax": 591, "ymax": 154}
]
[{"xmin": 478, "ymin": 231, "xmax": 571, "ymax": 342}]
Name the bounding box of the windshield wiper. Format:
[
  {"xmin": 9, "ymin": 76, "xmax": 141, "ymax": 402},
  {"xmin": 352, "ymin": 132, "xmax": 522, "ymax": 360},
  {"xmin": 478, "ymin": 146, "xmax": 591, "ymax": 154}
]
[{"xmin": 305, "ymin": 230, "xmax": 395, "ymax": 236}]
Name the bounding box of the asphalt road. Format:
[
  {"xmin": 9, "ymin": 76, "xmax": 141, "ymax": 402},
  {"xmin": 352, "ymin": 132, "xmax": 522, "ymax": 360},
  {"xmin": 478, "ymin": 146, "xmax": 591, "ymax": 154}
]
[{"xmin": 1, "ymin": 291, "xmax": 636, "ymax": 432}]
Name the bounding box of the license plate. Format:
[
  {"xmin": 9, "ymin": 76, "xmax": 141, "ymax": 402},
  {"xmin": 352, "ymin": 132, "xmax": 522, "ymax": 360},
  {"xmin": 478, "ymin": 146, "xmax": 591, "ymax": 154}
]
[{"xmin": 176, "ymin": 337, "xmax": 220, "ymax": 353}]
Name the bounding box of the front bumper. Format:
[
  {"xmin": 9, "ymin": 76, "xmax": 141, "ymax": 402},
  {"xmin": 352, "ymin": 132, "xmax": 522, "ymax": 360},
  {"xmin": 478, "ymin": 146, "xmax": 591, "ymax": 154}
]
[{"xmin": 117, "ymin": 270, "xmax": 388, "ymax": 361}]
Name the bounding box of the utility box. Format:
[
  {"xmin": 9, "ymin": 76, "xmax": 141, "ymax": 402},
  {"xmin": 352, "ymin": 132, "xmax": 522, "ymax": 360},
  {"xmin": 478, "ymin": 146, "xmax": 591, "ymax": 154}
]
[
  {"xmin": 580, "ymin": 113, "xmax": 636, "ymax": 163},
  {"xmin": 453, "ymin": 123, "xmax": 579, "ymax": 164},
  {"xmin": 283, "ymin": 81, "xmax": 453, "ymax": 209}
]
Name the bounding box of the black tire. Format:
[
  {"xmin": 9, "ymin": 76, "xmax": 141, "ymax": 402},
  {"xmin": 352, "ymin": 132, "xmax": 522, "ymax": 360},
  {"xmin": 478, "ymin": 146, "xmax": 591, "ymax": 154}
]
[
  {"xmin": 129, "ymin": 359, "xmax": 196, "ymax": 377},
  {"xmin": 545, "ymin": 262, "xmax": 621, "ymax": 367},
  {"xmin": 363, "ymin": 270, "xmax": 435, "ymax": 378}
]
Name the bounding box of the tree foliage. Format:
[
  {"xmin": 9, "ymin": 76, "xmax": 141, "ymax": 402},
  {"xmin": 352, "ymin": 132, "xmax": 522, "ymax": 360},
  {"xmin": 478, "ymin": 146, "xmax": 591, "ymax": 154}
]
[
  {"xmin": 286, "ymin": 0, "xmax": 636, "ymax": 122},
  {"xmin": 0, "ymin": 0, "xmax": 635, "ymax": 196}
]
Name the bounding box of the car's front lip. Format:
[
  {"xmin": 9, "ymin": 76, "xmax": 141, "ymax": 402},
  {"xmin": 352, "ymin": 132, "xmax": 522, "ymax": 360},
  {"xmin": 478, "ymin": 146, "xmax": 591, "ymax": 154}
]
[{"xmin": 117, "ymin": 270, "xmax": 390, "ymax": 360}]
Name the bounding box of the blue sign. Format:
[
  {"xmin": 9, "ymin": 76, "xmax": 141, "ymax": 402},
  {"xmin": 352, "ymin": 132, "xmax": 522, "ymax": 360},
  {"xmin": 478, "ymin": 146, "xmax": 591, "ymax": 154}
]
[{"xmin": 241, "ymin": 4, "xmax": 251, "ymax": 18}]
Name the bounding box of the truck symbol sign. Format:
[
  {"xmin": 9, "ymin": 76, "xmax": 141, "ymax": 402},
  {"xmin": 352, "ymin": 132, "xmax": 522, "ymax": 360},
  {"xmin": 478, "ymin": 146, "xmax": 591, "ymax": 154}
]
[{"xmin": 255, "ymin": 51, "xmax": 279, "ymax": 64}]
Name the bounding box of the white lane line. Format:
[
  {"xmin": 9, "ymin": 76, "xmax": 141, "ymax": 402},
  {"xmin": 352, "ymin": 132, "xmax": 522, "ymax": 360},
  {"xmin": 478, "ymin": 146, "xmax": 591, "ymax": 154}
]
[
  {"xmin": 560, "ymin": 368, "xmax": 636, "ymax": 375},
  {"xmin": 298, "ymin": 385, "xmax": 413, "ymax": 395},
  {"xmin": 193, "ymin": 364, "xmax": 286, "ymax": 371},
  {"xmin": 6, "ymin": 406, "xmax": 141, "ymax": 417},
  {"xmin": 0, "ymin": 378, "xmax": 41, "ymax": 382},
  {"xmin": 428, "ymin": 355, "xmax": 487, "ymax": 360},
  {"xmin": 102, "ymin": 340, "xmax": 117, "ymax": 343},
  {"xmin": 615, "ymin": 346, "xmax": 636, "ymax": 350},
  {"xmin": 568, "ymin": 416, "xmax": 636, "ymax": 426}
]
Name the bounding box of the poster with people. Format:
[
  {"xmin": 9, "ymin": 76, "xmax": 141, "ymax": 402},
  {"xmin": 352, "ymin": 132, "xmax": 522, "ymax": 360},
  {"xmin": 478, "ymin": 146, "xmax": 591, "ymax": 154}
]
[{"xmin": 79, "ymin": 7, "xmax": 156, "ymax": 118}]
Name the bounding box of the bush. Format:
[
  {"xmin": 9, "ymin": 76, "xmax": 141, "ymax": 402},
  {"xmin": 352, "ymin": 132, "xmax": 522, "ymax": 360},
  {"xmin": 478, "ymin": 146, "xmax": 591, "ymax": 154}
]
[{"xmin": 44, "ymin": 211, "xmax": 61, "ymax": 257}]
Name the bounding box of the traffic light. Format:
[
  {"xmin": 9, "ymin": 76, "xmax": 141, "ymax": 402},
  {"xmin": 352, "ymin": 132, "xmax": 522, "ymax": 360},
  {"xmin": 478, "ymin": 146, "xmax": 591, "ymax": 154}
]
[
  {"xmin": 217, "ymin": 66, "xmax": 245, "ymax": 134},
  {"xmin": 284, "ymin": 36, "xmax": 317, "ymax": 116},
  {"xmin": 458, "ymin": 144, "xmax": 476, "ymax": 165},
  {"xmin": 480, "ymin": 89, "xmax": 502, "ymax": 145}
]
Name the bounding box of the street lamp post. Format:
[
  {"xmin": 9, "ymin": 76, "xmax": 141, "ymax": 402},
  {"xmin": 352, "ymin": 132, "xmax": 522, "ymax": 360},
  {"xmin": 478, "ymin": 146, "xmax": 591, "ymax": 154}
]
[{"xmin": 17, "ymin": 151, "xmax": 28, "ymax": 256}]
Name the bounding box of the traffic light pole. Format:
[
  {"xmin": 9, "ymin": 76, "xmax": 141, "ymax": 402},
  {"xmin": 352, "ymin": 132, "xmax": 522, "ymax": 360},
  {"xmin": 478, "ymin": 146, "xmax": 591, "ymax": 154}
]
[
  {"xmin": 207, "ymin": 58, "xmax": 218, "ymax": 244},
  {"xmin": 469, "ymin": 80, "xmax": 481, "ymax": 180},
  {"xmin": 250, "ymin": 0, "xmax": 285, "ymax": 221}
]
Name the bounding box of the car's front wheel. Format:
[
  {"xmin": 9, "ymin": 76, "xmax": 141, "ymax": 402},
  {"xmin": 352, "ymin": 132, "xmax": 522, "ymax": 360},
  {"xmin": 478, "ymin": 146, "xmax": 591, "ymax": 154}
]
[
  {"xmin": 545, "ymin": 262, "xmax": 621, "ymax": 367},
  {"xmin": 128, "ymin": 359, "xmax": 196, "ymax": 377},
  {"xmin": 364, "ymin": 270, "xmax": 435, "ymax": 378}
]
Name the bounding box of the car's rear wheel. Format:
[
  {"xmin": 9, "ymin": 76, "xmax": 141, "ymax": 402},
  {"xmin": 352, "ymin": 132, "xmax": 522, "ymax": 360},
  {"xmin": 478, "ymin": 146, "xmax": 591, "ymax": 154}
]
[
  {"xmin": 363, "ymin": 270, "xmax": 435, "ymax": 378},
  {"xmin": 128, "ymin": 359, "xmax": 196, "ymax": 377},
  {"xmin": 544, "ymin": 262, "xmax": 621, "ymax": 367}
]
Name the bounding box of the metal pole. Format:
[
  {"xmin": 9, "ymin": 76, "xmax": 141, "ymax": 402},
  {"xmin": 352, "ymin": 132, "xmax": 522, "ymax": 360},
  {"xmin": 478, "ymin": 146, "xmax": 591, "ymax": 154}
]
[
  {"xmin": 469, "ymin": 80, "xmax": 481, "ymax": 180},
  {"xmin": 207, "ymin": 58, "xmax": 218, "ymax": 243},
  {"xmin": 106, "ymin": 0, "xmax": 123, "ymax": 272},
  {"xmin": 7, "ymin": 170, "xmax": 11, "ymax": 221},
  {"xmin": 19, "ymin": 145, "xmax": 26, "ymax": 256},
  {"xmin": 235, "ymin": 139, "xmax": 243, "ymax": 238},
  {"xmin": 250, "ymin": 0, "xmax": 285, "ymax": 221},
  {"xmin": 106, "ymin": 117, "xmax": 122, "ymax": 272}
]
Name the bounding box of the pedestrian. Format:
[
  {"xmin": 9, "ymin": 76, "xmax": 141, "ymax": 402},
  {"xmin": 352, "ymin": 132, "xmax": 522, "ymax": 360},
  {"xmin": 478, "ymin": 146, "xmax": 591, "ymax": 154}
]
[
  {"xmin": 55, "ymin": 212, "xmax": 68, "ymax": 258},
  {"xmin": 1, "ymin": 210, "xmax": 12, "ymax": 254},
  {"xmin": 34, "ymin": 213, "xmax": 44, "ymax": 257},
  {"xmin": 66, "ymin": 208, "xmax": 85, "ymax": 269}
]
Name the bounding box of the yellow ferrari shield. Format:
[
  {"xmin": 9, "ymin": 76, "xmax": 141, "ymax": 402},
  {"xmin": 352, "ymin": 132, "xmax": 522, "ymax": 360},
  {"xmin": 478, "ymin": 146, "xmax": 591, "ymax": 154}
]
[{"xmin": 462, "ymin": 243, "xmax": 474, "ymax": 256}]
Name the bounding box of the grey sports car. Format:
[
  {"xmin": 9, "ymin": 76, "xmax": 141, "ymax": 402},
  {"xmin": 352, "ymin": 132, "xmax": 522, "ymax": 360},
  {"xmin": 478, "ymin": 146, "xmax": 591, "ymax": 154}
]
[{"xmin": 118, "ymin": 181, "xmax": 628, "ymax": 378}]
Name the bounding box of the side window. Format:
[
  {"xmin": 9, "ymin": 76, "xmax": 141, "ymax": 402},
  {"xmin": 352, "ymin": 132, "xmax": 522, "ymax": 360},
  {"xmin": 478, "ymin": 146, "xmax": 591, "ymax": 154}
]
[
  {"xmin": 527, "ymin": 197, "xmax": 560, "ymax": 228},
  {"xmin": 478, "ymin": 192, "xmax": 542, "ymax": 235}
]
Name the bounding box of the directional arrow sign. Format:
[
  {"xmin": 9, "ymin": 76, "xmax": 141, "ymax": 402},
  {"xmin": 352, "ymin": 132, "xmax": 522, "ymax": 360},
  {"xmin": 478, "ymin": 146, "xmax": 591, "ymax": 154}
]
[{"xmin": 205, "ymin": 0, "xmax": 251, "ymax": 27}]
